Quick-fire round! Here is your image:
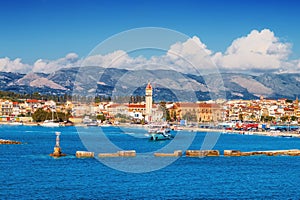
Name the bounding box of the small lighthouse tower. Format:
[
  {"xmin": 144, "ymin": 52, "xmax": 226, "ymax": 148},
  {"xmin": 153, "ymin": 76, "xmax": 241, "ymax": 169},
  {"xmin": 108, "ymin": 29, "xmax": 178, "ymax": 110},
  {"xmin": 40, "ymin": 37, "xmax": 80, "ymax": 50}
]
[
  {"xmin": 145, "ymin": 82, "xmax": 153, "ymax": 122},
  {"xmin": 50, "ymin": 132, "xmax": 66, "ymax": 157}
]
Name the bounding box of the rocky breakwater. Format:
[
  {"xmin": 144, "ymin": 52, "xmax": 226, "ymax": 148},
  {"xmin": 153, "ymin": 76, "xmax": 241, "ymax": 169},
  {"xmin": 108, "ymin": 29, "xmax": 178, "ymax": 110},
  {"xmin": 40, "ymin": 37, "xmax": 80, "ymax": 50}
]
[
  {"xmin": 154, "ymin": 150, "xmax": 183, "ymax": 157},
  {"xmin": 224, "ymin": 149, "xmax": 300, "ymax": 156},
  {"xmin": 0, "ymin": 139, "xmax": 21, "ymax": 144},
  {"xmin": 76, "ymin": 151, "xmax": 95, "ymax": 158},
  {"xmin": 98, "ymin": 150, "xmax": 136, "ymax": 157},
  {"xmin": 186, "ymin": 150, "xmax": 220, "ymax": 157}
]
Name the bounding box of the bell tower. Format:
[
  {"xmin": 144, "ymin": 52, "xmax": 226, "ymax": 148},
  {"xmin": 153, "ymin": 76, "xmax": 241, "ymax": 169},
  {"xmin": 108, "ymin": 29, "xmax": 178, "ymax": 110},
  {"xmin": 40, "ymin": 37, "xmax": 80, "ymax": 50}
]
[{"xmin": 145, "ymin": 82, "xmax": 153, "ymax": 122}]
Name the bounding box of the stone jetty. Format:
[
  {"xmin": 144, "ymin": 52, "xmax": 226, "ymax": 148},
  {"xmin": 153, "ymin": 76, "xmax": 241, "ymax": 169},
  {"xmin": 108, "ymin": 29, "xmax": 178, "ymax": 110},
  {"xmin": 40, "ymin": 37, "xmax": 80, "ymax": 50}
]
[
  {"xmin": 76, "ymin": 151, "xmax": 94, "ymax": 158},
  {"xmin": 0, "ymin": 139, "xmax": 21, "ymax": 144},
  {"xmin": 224, "ymin": 149, "xmax": 300, "ymax": 156},
  {"xmin": 98, "ymin": 150, "xmax": 136, "ymax": 157},
  {"xmin": 186, "ymin": 150, "xmax": 220, "ymax": 157},
  {"xmin": 154, "ymin": 150, "xmax": 182, "ymax": 157}
]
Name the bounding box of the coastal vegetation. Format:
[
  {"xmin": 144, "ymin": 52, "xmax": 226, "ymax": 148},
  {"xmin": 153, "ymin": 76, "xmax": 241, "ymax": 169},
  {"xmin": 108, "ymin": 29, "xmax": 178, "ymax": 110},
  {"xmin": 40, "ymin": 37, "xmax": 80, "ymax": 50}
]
[{"xmin": 32, "ymin": 108, "xmax": 70, "ymax": 122}]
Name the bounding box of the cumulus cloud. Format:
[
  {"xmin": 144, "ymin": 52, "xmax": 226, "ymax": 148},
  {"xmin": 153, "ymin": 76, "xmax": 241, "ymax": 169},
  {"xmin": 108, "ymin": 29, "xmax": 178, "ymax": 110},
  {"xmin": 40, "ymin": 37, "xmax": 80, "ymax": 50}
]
[
  {"xmin": 0, "ymin": 57, "xmax": 31, "ymax": 73},
  {"xmin": 32, "ymin": 52, "xmax": 79, "ymax": 73},
  {"xmin": 163, "ymin": 36, "xmax": 215, "ymax": 74},
  {"xmin": 0, "ymin": 29, "xmax": 298, "ymax": 74},
  {"xmin": 213, "ymin": 29, "xmax": 292, "ymax": 72}
]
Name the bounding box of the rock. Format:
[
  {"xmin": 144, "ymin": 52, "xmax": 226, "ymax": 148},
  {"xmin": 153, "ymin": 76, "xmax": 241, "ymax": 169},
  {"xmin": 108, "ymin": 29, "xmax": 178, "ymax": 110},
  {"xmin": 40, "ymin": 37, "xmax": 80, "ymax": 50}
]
[{"xmin": 0, "ymin": 139, "xmax": 21, "ymax": 144}]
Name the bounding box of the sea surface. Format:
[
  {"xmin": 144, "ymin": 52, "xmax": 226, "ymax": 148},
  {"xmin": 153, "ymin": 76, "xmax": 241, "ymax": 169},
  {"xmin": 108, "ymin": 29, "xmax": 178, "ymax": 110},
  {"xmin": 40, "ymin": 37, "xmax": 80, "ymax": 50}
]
[{"xmin": 1, "ymin": 125, "xmax": 300, "ymax": 199}]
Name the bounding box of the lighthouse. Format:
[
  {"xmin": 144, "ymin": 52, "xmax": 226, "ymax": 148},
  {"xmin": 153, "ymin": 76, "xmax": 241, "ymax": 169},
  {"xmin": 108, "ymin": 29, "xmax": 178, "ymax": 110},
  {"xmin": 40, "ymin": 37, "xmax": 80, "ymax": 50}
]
[
  {"xmin": 50, "ymin": 132, "xmax": 66, "ymax": 157},
  {"xmin": 145, "ymin": 82, "xmax": 153, "ymax": 122}
]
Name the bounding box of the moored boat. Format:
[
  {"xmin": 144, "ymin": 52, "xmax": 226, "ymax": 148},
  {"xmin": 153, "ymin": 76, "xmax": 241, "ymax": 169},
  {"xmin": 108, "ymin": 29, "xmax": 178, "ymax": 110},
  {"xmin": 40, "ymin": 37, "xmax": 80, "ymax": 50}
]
[{"xmin": 41, "ymin": 120, "xmax": 61, "ymax": 127}]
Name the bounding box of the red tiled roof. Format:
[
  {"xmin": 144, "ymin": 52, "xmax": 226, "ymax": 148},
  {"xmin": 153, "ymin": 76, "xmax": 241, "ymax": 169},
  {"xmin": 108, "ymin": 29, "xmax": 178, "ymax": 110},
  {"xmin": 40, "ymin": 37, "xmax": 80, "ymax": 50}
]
[
  {"xmin": 146, "ymin": 82, "xmax": 152, "ymax": 89},
  {"xmin": 128, "ymin": 104, "xmax": 146, "ymax": 108},
  {"xmin": 27, "ymin": 99, "xmax": 39, "ymax": 103},
  {"xmin": 177, "ymin": 102, "xmax": 198, "ymax": 108}
]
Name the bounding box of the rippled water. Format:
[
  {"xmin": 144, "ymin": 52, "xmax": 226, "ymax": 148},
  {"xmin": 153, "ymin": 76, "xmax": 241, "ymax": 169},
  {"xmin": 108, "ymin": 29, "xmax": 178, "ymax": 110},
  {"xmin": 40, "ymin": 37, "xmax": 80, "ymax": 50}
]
[{"xmin": 1, "ymin": 125, "xmax": 300, "ymax": 199}]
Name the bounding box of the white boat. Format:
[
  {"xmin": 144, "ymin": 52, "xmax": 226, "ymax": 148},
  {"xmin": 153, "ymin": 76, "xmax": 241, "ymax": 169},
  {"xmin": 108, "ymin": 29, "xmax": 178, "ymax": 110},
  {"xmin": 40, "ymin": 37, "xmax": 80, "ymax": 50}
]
[
  {"xmin": 41, "ymin": 120, "xmax": 61, "ymax": 127},
  {"xmin": 148, "ymin": 123, "xmax": 172, "ymax": 140},
  {"xmin": 10, "ymin": 122, "xmax": 23, "ymax": 126},
  {"xmin": 99, "ymin": 124, "xmax": 111, "ymax": 127},
  {"xmin": 41, "ymin": 108, "xmax": 62, "ymax": 127},
  {"xmin": 149, "ymin": 128, "xmax": 172, "ymax": 141}
]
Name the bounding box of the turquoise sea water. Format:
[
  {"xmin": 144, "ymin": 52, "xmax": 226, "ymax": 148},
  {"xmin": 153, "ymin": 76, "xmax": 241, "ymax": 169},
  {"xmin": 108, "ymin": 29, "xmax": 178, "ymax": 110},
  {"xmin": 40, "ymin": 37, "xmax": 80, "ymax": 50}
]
[{"xmin": 1, "ymin": 125, "xmax": 300, "ymax": 199}]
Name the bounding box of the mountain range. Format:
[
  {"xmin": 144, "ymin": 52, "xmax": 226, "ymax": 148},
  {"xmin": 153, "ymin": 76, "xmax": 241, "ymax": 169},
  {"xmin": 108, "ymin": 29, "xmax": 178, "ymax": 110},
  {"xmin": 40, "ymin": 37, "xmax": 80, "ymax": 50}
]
[{"xmin": 0, "ymin": 66, "xmax": 299, "ymax": 101}]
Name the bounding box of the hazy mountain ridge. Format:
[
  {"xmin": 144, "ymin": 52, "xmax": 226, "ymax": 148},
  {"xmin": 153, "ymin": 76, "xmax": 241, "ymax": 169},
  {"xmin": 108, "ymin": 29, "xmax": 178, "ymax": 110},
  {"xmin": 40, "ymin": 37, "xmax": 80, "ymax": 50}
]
[{"xmin": 0, "ymin": 67, "xmax": 299, "ymax": 101}]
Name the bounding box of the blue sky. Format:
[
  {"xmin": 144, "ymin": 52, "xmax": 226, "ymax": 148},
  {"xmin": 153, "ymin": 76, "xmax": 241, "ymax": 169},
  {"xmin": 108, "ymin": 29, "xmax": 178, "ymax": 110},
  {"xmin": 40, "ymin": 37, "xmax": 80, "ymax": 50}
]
[{"xmin": 0, "ymin": 0, "xmax": 300, "ymax": 73}]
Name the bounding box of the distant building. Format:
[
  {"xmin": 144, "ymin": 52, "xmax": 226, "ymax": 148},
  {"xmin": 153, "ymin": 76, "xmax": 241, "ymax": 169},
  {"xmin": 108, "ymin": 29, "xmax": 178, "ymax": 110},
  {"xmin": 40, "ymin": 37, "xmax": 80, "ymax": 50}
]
[
  {"xmin": 0, "ymin": 100, "xmax": 13, "ymax": 116},
  {"xmin": 145, "ymin": 82, "xmax": 153, "ymax": 122}
]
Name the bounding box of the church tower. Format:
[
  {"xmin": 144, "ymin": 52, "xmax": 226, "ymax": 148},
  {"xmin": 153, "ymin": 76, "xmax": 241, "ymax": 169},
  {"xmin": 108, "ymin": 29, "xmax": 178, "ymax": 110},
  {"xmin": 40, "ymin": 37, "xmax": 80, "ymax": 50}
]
[{"xmin": 145, "ymin": 82, "xmax": 153, "ymax": 122}]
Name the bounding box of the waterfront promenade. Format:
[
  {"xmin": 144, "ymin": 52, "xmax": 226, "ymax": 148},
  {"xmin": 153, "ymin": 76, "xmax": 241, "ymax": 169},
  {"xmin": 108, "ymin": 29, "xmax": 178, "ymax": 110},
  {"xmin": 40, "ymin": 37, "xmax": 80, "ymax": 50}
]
[{"xmin": 1, "ymin": 120, "xmax": 299, "ymax": 138}]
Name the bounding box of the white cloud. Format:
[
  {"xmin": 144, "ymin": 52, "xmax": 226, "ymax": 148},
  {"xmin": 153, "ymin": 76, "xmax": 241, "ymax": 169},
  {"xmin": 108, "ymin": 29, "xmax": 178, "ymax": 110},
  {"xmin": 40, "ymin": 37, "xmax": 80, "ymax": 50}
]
[
  {"xmin": 213, "ymin": 29, "xmax": 292, "ymax": 72},
  {"xmin": 164, "ymin": 36, "xmax": 215, "ymax": 74},
  {"xmin": 0, "ymin": 57, "xmax": 31, "ymax": 73},
  {"xmin": 32, "ymin": 53, "xmax": 79, "ymax": 73},
  {"xmin": 0, "ymin": 29, "xmax": 298, "ymax": 74}
]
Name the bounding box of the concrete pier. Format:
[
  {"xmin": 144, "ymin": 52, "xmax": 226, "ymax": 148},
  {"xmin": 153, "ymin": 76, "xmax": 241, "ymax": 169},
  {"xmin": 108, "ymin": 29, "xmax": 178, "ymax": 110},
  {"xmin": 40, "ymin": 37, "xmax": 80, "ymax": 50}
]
[
  {"xmin": 224, "ymin": 149, "xmax": 300, "ymax": 156},
  {"xmin": 154, "ymin": 150, "xmax": 182, "ymax": 157},
  {"xmin": 0, "ymin": 139, "xmax": 21, "ymax": 144},
  {"xmin": 98, "ymin": 150, "xmax": 136, "ymax": 157},
  {"xmin": 186, "ymin": 150, "xmax": 220, "ymax": 157},
  {"xmin": 117, "ymin": 150, "xmax": 136, "ymax": 157},
  {"xmin": 76, "ymin": 151, "xmax": 94, "ymax": 158},
  {"xmin": 224, "ymin": 150, "xmax": 242, "ymax": 156},
  {"xmin": 98, "ymin": 153, "xmax": 119, "ymax": 157}
]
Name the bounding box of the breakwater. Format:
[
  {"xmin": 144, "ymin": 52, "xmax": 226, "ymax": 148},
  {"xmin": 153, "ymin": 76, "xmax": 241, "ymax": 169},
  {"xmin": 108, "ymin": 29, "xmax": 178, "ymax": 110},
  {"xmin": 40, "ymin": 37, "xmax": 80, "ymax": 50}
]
[
  {"xmin": 0, "ymin": 139, "xmax": 21, "ymax": 144},
  {"xmin": 71, "ymin": 149, "xmax": 300, "ymax": 158}
]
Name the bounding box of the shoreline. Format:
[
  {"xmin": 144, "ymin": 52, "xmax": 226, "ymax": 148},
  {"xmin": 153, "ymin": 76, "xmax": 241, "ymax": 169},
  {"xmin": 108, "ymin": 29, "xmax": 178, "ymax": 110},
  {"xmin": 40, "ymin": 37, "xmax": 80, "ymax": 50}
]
[
  {"xmin": 179, "ymin": 126, "xmax": 300, "ymax": 138},
  {"xmin": 1, "ymin": 121, "xmax": 299, "ymax": 138}
]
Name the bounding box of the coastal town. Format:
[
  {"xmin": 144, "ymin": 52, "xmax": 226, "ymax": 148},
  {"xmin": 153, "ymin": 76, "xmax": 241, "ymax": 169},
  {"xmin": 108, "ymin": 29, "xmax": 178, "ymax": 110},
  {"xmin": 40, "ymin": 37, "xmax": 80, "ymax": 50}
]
[{"xmin": 0, "ymin": 82, "xmax": 299, "ymax": 134}]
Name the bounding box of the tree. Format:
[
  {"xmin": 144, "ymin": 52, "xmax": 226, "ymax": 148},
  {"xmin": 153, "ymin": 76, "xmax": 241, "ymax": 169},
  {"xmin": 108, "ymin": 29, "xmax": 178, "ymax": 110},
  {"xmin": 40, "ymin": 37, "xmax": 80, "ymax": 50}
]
[
  {"xmin": 159, "ymin": 101, "xmax": 170, "ymax": 121},
  {"xmin": 280, "ymin": 116, "xmax": 289, "ymax": 122},
  {"xmin": 182, "ymin": 111, "xmax": 197, "ymax": 122},
  {"xmin": 97, "ymin": 114, "xmax": 106, "ymax": 122},
  {"xmin": 172, "ymin": 111, "xmax": 177, "ymax": 121},
  {"xmin": 32, "ymin": 108, "xmax": 48, "ymax": 122},
  {"xmin": 238, "ymin": 113, "xmax": 243, "ymax": 121},
  {"xmin": 291, "ymin": 116, "xmax": 298, "ymax": 121},
  {"xmin": 32, "ymin": 108, "xmax": 70, "ymax": 122},
  {"xmin": 261, "ymin": 115, "xmax": 275, "ymax": 122}
]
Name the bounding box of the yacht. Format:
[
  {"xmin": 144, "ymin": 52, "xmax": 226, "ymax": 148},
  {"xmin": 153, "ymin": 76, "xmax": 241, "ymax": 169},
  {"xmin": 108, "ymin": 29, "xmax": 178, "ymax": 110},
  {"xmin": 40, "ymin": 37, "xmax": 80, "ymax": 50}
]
[{"xmin": 41, "ymin": 120, "xmax": 61, "ymax": 127}]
